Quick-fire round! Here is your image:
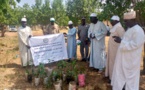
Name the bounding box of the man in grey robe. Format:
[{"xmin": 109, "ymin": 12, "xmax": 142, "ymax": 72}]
[
  {"xmin": 78, "ymin": 17, "xmax": 90, "ymax": 61},
  {"xmin": 88, "ymin": 13, "xmax": 108, "ymax": 73}
]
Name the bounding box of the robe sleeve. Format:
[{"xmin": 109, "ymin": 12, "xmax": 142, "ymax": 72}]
[
  {"xmin": 57, "ymin": 25, "xmax": 60, "ymax": 33},
  {"xmin": 56, "ymin": 28, "xmax": 59, "ymax": 33},
  {"xmin": 120, "ymin": 29, "xmax": 145, "ymax": 51},
  {"xmin": 88, "ymin": 26, "xmax": 91, "ymax": 38},
  {"xmin": 78, "ymin": 25, "xmax": 81, "ymax": 39},
  {"xmin": 18, "ymin": 30, "xmax": 28, "ymax": 45},
  {"xmin": 86, "ymin": 25, "xmax": 90, "ymax": 39},
  {"xmin": 95, "ymin": 22, "xmax": 107, "ymax": 40},
  {"xmin": 46, "ymin": 25, "xmax": 50, "ymax": 34},
  {"xmin": 116, "ymin": 27, "xmax": 125, "ymax": 38},
  {"xmin": 28, "ymin": 27, "xmax": 33, "ymax": 46},
  {"xmin": 67, "ymin": 28, "xmax": 76, "ymax": 36},
  {"xmin": 29, "ymin": 27, "xmax": 33, "ymax": 36}
]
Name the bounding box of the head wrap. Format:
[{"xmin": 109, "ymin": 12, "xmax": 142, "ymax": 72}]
[
  {"xmin": 50, "ymin": 18, "xmax": 55, "ymax": 21},
  {"xmin": 68, "ymin": 21, "xmax": 73, "ymax": 25},
  {"xmin": 21, "ymin": 18, "xmax": 27, "ymax": 22},
  {"xmin": 124, "ymin": 9, "xmax": 136, "ymax": 20},
  {"xmin": 111, "ymin": 15, "xmax": 120, "ymax": 21},
  {"xmin": 90, "ymin": 13, "xmax": 97, "ymax": 17}
]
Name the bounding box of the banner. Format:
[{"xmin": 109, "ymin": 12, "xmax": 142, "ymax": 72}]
[{"xmin": 29, "ymin": 33, "xmax": 68, "ymax": 66}]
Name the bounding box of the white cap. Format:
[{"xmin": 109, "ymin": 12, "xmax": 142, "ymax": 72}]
[
  {"xmin": 50, "ymin": 18, "xmax": 55, "ymax": 21},
  {"xmin": 111, "ymin": 15, "xmax": 120, "ymax": 21},
  {"xmin": 21, "ymin": 18, "xmax": 27, "ymax": 22},
  {"xmin": 90, "ymin": 13, "xmax": 97, "ymax": 17},
  {"xmin": 124, "ymin": 10, "xmax": 136, "ymax": 20},
  {"xmin": 68, "ymin": 21, "xmax": 73, "ymax": 25}
]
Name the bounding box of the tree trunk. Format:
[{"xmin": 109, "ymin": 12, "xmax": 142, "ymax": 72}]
[{"xmin": 0, "ymin": 25, "xmax": 6, "ymax": 37}]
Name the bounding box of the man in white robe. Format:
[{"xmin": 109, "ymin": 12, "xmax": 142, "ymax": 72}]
[
  {"xmin": 105, "ymin": 15, "xmax": 125, "ymax": 80},
  {"xmin": 64, "ymin": 21, "xmax": 77, "ymax": 62},
  {"xmin": 88, "ymin": 13, "xmax": 108, "ymax": 72},
  {"xmin": 111, "ymin": 10, "xmax": 145, "ymax": 90},
  {"xmin": 18, "ymin": 18, "xmax": 33, "ymax": 66}
]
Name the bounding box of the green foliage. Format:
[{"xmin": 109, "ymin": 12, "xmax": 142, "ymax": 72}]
[
  {"xmin": 78, "ymin": 66, "xmax": 86, "ymax": 74},
  {"xmin": 57, "ymin": 60, "xmax": 67, "ymax": 70},
  {"xmin": 12, "ymin": 0, "xmax": 69, "ymax": 26},
  {"xmin": 51, "ymin": 0, "xmax": 69, "ymax": 26},
  {"xmin": 98, "ymin": 0, "xmax": 131, "ymax": 22},
  {"xmin": 25, "ymin": 67, "xmax": 34, "ymax": 75},
  {"xmin": 66, "ymin": 0, "xmax": 100, "ymax": 25},
  {"xmin": 135, "ymin": 0, "xmax": 145, "ymax": 18},
  {"xmin": 36, "ymin": 0, "xmax": 51, "ymax": 25},
  {"xmin": 0, "ymin": 0, "xmax": 21, "ymax": 36},
  {"xmin": 25, "ymin": 69, "xmax": 30, "ymax": 74},
  {"xmin": 0, "ymin": 0, "xmax": 17, "ymax": 25},
  {"xmin": 51, "ymin": 69, "xmax": 62, "ymax": 81},
  {"xmin": 51, "ymin": 60, "xmax": 67, "ymax": 81},
  {"xmin": 2, "ymin": 0, "xmax": 144, "ymax": 28},
  {"xmin": 37, "ymin": 63, "xmax": 47, "ymax": 78},
  {"xmin": 65, "ymin": 60, "xmax": 78, "ymax": 81},
  {"xmin": 134, "ymin": 0, "xmax": 145, "ymax": 26},
  {"xmin": 48, "ymin": 60, "xmax": 78, "ymax": 85}
]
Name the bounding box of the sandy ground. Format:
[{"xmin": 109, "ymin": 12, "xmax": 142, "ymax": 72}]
[{"xmin": 0, "ymin": 30, "xmax": 145, "ymax": 90}]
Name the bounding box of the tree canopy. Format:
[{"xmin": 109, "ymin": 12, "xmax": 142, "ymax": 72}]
[{"xmin": 0, "ymin": 0, "xmax": 145, "ymax": 27}]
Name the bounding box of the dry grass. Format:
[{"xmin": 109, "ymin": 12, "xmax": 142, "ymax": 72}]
[{"xmin": 0, "ymin": 29, "xmax": 145, "ymax": 90}]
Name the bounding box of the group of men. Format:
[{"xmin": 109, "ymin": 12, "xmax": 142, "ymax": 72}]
[{"xmin": 17, "ymin": 9, "xmax": 145, "ymax": 90}]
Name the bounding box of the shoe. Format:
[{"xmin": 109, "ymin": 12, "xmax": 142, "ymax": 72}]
[
  {"xmin": 122, "ymin": 85, "xmax": 125, "ymax": 90},
  {"xmin": 108, "ymin": 79, "xmax": 111, "ymax": 84},
  {"xmin": 81, "ymin": 58, "xmax": 86, "ymax": 62},
  {"xmin": 92, "ymin": 68, "xmax": 99, "ymax": 72},
  {"xmin": 67, "ymin": 59, "xmax": 71, "ymax": 62}
]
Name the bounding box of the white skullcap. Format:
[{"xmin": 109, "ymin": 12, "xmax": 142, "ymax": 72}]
[
  {"xmin": 50, "ymin": 18, "xmax": 55, "ymax": 21},
  {"xmin": 111, "ymin": 15, "xmax": 120, "ymax": 21},
  {"xmin": 68, "ymin": 21, "xmax": 73, "ymax": 25},
  {"xmin": 90, "ymin": 13, "xmax": 97, "ymax": 17},
  {"xmin": 124, "ymin": 10, "xmax": 136, "ymax": 20},
  {"xmin": 21, "ymin": 18, "xmax": 27, "ymax": 22}
]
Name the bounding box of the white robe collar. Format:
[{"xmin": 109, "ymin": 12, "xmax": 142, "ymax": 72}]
[{"xmin": 110, "ymin": 22, "xmax": 122, "ymax": 33}]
